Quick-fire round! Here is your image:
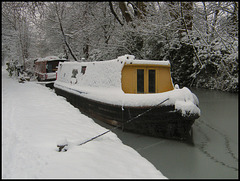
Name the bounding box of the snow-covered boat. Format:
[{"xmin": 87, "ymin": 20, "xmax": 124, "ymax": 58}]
[
  {"xmin": 54, "ymin": 55, "xmax": 200, "ymax": 140},
  {"xmin": 35, "ymin": 56, "xmax": 68, "ymax": 82}
]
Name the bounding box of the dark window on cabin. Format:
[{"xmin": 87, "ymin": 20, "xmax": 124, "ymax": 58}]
[
  {"xmin": 51, "ymin": 61, "xmax": 59, "ymax": 72},
  {"xmin": 137, "ymin": 69, "xmax": 144, "ymax": 93},
  {"xmin": 81, "ymin": 66, "xmax": 87, "ymax": 74},
  {"xmin": 46, "ymin": 64, "xmax": 52, "ymax": 73},
  {"xmin": 149, "ymin": 70, "xmax": 156, "ymax": 93},
  {"xmin": 71, "ymin": 69, "xmax": 78, "ymax": 78},
  {"xmin": 47, "ymin": 61, "xmax": 61, "ymax": 73}
]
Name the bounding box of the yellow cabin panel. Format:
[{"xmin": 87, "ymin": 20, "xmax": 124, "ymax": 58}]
[
  {"xmin": 157, "ymin": 67, "xmax": 174, "ymax": 93},
  {"xmin": 122, "ymin": 66, "xmax": 134, "ymax": 93},
  {"xmin": 144, "ymin": 69, "xmax": 148, "ymax": 93},
  {"xmin": 121, "ymin": 64, "xmax": 174, "ymax": 94}
]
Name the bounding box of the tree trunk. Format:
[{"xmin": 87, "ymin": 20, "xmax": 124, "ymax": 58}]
[
  {"xmin": 210, "ymin": 2, "xmax": 220, "ymax": 41},
  {"xmin": 55, "ymin": 3, "xmax": 78, "ymax": 61},
  {"xmin": 202, "ymin": 2, "xmax": 209, "ymax": 43},
  {"xmin": 109, "ymin": 2, "xmax": 123, "ymax": 26},
  {"xmin": 180, "ymin": 2, "xmax": 193, "ymax": 33},
  {"xmin": 136, "ymin": 2, "xmax": 146, "ymax": 18},
  {"xmin": 119, "ymin": 2, "xmax": 132, "ymax": 23}
]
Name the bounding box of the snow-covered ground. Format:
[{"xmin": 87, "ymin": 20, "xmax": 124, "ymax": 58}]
[{"xmin": 2, "ymin": 66, "xmax": 167, "ymax": 179}]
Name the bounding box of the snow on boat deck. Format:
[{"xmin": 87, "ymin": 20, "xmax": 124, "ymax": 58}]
[{"xmin": 2, "ymin": 66, "xmax": 167, "ymax": 179}]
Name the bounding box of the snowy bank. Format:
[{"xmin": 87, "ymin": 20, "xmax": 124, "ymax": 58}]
[{"xmin": 2, "ymin": 66, "xmax": 167, "ymax": 179}]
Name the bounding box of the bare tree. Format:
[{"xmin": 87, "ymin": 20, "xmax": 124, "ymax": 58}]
[{"xmin": 2, "ymin": 2, "xmax": 44, "ymax": 69}]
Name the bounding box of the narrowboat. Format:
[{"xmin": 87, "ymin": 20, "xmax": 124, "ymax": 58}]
[
  {"xmin": 35, "ymin": 56, "xmax": 68, "ymax": 81},
  {"xmin": 54, "ymin": 55, "xmax": 200, "ymax": 140}
]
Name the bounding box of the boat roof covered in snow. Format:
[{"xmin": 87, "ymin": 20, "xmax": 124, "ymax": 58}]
[
  {"xmin": 55, "ymin": 54, "xmax": 172, "ymax": 90},
  {"xmin": 35, "ymin": 56, "xmax": 67, "ymax": 63}
]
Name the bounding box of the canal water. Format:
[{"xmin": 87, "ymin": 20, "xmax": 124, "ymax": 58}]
[{"xmin": 92, "ymin": 88, "xmax": 238, "ymax": 179}]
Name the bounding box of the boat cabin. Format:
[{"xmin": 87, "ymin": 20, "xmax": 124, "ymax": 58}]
[
  {"xmin": 122, "ymin": 63, "xmax": 174, "ymax": 94},
  {"xmin": 35, "ymin": 56, "xmax": 67, "ymax": 81},
  {"xmin": 55, "ymin": 55, "xmax": 174, "ymax": 96}
]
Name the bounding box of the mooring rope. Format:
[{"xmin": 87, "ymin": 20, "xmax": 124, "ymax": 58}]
[{"xmin": 57, "ymin": 98, "xmax": 169, "ymax": 152}]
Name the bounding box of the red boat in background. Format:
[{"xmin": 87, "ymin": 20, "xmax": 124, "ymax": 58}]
[{"xmin": 35, "ymin": 56, "xmax": 68, "ymax": 81}]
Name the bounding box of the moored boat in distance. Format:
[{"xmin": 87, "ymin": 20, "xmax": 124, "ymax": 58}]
[
  {"xmin": 35, "ymin": 56, "xmax": 68, "ymax": 82},
  {"xmin": 54, "ymin": 55, "xmax": 200, "ymax": 140}
]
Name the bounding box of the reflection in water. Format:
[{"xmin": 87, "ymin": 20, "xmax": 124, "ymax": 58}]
[{"xmin": 93, "ymin": 88, "xmax": 238, "ymax": 179}]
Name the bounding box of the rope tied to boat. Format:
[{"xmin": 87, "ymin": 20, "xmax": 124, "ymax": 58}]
[{"xmin": 57, "ymin": 98, "xmax": 169, "ymax": 152}]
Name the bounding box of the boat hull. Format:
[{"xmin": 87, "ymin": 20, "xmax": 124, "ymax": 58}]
[{"xmin": 55, "ymin": 87, "xmax": 198, "ymax": 140}]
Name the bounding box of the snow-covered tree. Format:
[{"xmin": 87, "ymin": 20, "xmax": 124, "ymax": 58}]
[
  {"xmin": 2, "ymin": 2, "xmax": 238, "ymax": 92},
  {"xmin": 2, "ymin": 2, "xmax": 44, "ymax": 68}
]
